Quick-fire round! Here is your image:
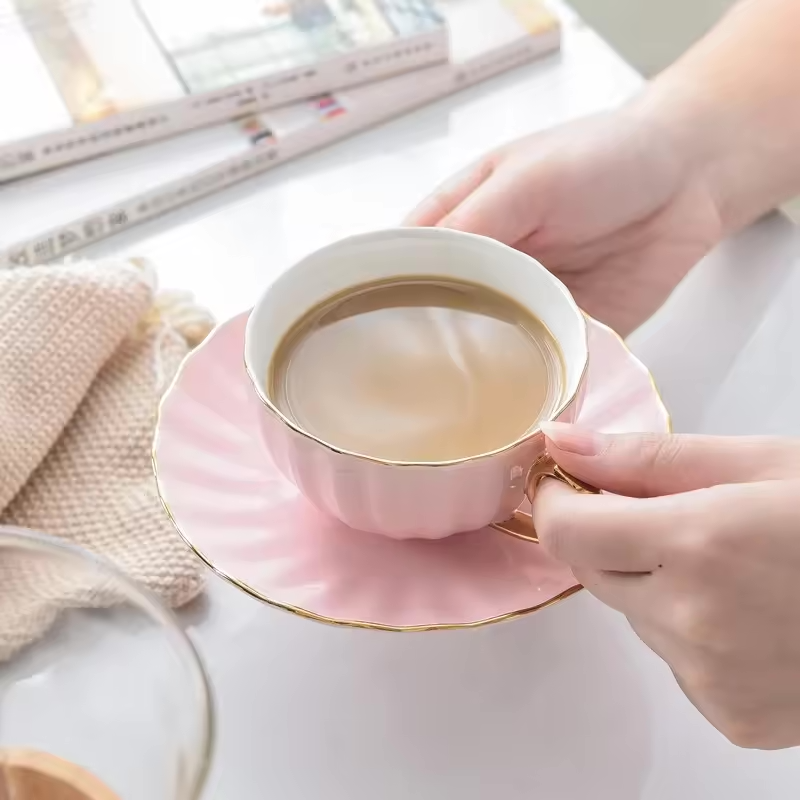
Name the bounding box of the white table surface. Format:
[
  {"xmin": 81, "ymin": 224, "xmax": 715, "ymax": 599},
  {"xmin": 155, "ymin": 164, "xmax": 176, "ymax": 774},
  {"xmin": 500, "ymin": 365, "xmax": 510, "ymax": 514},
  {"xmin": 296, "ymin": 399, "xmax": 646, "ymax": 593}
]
[{"xmin": 67, "ymin": 7, "xmax": 800, "ymax": 798}]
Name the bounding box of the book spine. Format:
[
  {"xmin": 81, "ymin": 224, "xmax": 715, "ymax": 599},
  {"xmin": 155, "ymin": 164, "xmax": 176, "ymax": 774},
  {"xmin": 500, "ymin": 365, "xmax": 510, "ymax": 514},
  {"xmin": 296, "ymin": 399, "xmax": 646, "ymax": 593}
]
[
  {"xmin": 0, "ymin": 27, "xmax": 448, "ymax": 184},
  {"xmin": 0, "ymin": 27, "xmax": 560, "ymax": 270}
]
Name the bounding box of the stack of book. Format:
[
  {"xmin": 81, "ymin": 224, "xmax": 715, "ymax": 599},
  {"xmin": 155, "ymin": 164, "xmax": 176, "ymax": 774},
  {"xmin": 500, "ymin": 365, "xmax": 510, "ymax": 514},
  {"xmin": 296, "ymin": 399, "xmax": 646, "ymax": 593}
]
[{"xmin": 0, "ymin": 0, "xmax": 562, "ymax": 268}]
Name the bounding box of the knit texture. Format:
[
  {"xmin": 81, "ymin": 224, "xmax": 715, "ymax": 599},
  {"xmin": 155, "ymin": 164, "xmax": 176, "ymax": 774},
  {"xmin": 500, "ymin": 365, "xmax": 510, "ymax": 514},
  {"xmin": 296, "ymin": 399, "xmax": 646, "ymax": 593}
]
[{"xmin": 0, "ymin": 259, "xmax": 214, "ymax": 660}]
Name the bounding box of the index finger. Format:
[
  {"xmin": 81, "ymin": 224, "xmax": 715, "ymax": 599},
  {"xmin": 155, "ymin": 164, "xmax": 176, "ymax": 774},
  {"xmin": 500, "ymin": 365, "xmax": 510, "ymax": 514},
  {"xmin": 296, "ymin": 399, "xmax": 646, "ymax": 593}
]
[
  {"xmin": 403, "ymin": 158, "xmax": 493, "ymax": 227},
  {"xmin": 532, "ymin": 479, "xmax": 683, "ymax": 572}
]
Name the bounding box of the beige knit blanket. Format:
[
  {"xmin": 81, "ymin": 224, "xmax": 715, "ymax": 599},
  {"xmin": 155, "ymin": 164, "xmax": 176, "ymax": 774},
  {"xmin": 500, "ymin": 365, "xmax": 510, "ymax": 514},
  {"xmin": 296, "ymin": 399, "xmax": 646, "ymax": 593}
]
[{"xmin": 0, "ymin": 258, "xmax": 214, "ymax": 660}]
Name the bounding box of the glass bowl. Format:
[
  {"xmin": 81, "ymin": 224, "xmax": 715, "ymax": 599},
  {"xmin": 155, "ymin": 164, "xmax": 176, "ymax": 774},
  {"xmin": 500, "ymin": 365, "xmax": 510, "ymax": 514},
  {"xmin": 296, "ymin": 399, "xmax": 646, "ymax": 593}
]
[{"xmin": 0, "ymin": 526, "xmax": 213, "ymax": 800}]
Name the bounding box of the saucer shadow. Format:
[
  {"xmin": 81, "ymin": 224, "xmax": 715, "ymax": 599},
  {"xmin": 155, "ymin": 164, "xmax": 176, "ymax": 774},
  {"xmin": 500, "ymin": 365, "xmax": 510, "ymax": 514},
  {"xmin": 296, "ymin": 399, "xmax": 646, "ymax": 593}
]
[{"xmin": 199, "ymin": 583, "xmax": 653, "ymax": 800}]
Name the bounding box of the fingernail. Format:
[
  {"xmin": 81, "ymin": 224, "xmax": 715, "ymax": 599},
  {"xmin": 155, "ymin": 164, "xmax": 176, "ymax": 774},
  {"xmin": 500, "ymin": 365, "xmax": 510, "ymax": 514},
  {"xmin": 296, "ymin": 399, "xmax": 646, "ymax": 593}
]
[{"xmin": 540, "ymin": 422, "xmax": 602, "ymax": 456}]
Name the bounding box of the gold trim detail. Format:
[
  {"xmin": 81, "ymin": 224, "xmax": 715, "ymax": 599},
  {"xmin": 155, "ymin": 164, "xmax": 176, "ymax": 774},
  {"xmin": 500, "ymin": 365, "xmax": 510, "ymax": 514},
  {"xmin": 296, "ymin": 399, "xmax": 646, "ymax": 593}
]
[
  {"xmin": 597, "ymin": 316, "xmax": 673, "ymax": 434},
  {"xmin": 490, "ymin": 454, "xmax": 600, "ymax": 543},
  {"xmin": 152, "ymin": 312, "xmax": 671, "ymax": 632}
]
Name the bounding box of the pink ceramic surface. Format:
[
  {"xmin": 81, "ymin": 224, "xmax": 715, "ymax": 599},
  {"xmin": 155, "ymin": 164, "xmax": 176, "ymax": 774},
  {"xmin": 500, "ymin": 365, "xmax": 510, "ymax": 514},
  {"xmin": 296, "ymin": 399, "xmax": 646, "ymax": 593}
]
[
  {"xmin": 244, "ymin": 228, "xmax": 591, "ymax": 539},
  {"xmin": 154, "ymin": 312, "xmax": 669, "ymax": 631}
]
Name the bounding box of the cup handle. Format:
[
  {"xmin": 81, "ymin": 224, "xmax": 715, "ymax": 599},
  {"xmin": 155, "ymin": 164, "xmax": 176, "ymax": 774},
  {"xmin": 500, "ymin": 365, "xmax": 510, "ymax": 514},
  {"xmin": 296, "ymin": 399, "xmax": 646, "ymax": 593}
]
[{"xmin": 489, "ymin": 452, "xmax": 599, "ymax": 543}]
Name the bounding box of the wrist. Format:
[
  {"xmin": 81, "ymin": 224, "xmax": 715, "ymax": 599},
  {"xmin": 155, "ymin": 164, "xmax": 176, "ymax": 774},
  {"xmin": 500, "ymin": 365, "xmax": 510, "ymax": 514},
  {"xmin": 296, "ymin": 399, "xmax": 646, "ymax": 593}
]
[
  {"xmin": 626, "ymin": 0, "xmax": 800, "ymax": 234},
  {"xmin": 626, "ymin": 80, "xmax": 736, "ymax": 232}
]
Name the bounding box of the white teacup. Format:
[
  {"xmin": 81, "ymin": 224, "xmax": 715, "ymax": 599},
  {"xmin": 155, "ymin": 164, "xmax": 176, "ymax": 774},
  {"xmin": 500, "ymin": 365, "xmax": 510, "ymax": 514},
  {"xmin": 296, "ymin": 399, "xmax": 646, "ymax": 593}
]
[{"xmin": 244, "ymin": 228, "xmax": 590, "ymax": 540}]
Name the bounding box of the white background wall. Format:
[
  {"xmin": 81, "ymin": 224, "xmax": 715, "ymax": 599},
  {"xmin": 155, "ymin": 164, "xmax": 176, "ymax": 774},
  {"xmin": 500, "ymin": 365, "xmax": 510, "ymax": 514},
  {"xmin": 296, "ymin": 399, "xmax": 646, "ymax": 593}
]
[{"xmin": 569, "ymin": 0, "xmax": 737, "ymax": 75}]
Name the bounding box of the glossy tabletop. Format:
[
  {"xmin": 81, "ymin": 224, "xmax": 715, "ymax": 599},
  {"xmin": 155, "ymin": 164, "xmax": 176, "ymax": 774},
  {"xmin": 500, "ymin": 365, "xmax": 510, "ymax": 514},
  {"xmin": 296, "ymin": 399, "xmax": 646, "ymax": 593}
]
[{"xmin": 67, "ymin": 4, "xmax": 800, "ymax": 798}]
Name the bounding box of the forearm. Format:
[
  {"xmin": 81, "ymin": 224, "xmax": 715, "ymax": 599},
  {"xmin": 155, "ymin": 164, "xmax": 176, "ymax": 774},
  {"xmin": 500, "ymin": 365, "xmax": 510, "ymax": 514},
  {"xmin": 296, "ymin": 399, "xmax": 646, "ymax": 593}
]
[{"xmin": 636, "ymin": 0, "xmax": 800, "ymax": 233}]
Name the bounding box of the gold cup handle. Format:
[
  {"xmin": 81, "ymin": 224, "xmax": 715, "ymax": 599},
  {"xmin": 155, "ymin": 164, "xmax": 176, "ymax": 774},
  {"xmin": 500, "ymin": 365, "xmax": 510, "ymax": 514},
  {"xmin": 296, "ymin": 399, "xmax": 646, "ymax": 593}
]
[{"xmin": 489, "ymin": 453, "xmax": 599, "ymax": 543}]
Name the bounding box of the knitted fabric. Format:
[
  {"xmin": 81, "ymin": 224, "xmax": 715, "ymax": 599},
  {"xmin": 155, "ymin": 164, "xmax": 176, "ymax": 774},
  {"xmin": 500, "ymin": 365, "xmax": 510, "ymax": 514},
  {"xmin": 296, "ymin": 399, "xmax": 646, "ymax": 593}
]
[{"xmin": 0, "ymin": 259, "xmax": 214, "ymax": 659}]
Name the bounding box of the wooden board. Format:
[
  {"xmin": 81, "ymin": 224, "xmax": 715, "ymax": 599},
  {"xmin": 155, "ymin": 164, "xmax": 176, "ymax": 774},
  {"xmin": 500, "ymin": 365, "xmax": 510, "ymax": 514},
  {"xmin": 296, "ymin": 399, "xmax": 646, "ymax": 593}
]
[{"xmin": 0, "ymin": 749, "xmax": 120, "ymax": 800}]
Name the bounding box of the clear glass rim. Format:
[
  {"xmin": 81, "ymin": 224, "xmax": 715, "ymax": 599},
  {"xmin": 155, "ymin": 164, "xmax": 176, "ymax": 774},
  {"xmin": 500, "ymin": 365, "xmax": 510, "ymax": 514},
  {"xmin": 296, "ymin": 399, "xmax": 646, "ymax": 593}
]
[{"xmin": 0, "ymin": 525, "xmax": 214, "ymax": 800}]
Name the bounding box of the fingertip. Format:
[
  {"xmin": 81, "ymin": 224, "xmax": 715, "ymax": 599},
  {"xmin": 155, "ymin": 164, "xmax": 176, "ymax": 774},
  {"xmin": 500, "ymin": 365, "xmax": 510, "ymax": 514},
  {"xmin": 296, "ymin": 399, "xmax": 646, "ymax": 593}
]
[
  {"xmin": 402, "ymin": 198, "xmax": 445, "ymax": 228},
  {"xmin": 538, "ymin": 441, "xmax": 608, "ymax": 496},
  {"xmin": 403, "ymin": 158, "xmax": 494, "ymax": 230},
  {"xmin": 436, "ymin": 203, "xmax": 500, "ymax": 240},
  {"xmin": 533, "ymin": 474, "xmax": 575, "ymax": 503},
  {"xmin": 434, "ymin": 212, "xmax": 471, "ymax": 233},
  {"xmin": 530, "ymin": 477, "xmax": 578, "ymax": 557},
  {"xmin": 540, "ymin": 422, "xmax": 604, "ymax": 457}
]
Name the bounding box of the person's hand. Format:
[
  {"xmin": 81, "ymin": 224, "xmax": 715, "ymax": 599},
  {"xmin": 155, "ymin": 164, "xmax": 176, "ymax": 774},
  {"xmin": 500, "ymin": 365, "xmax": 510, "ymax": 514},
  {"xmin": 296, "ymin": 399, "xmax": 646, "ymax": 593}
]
[
  {"xmin": 534, "ymin": 422, "xmax": 800, "ymax": 749},
  {"xmin": 405, "ymin": 109, "xmax": 723, "ymax": 336}
]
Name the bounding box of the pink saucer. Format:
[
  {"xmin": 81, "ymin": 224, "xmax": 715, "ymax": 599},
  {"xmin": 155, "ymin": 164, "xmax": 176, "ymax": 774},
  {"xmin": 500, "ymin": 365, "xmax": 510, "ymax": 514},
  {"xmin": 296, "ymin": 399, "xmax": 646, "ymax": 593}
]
[{"xmin": 154, "ymin": 313, "xmax": 669, "ymax": 631}]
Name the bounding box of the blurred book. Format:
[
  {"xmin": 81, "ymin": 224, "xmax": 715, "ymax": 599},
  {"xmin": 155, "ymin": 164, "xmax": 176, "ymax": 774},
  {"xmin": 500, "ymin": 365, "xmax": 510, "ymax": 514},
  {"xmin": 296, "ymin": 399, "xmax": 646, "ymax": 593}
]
[
  {"xmin": 0, "ymin": 0, "xmax": 448, "ymax": 180},
  {"xmin": 0, "ymin": 0, "xmax": 561, "ymax": 267}
]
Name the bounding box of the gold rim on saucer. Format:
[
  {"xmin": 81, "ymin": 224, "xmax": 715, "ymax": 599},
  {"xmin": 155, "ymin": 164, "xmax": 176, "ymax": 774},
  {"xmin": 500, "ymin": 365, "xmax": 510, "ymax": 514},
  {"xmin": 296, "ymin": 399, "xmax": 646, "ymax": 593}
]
[{"xmin": 152, "ymin": 313, "xmax": 671, "ymax": 633}]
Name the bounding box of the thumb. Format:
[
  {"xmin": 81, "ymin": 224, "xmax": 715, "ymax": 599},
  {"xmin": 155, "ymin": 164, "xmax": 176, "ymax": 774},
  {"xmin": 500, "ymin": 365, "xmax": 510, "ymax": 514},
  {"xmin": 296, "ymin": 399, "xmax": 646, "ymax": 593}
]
[
  {"xmin": 539, "ymin": 422, "xmax": 800, "ymax": 497},
  {"xmin": 404, "ymin": 155, "xmax": 539, "ymax": 245},
  {"xmin": 439, "ymin": 161, "xmax": 540, "ymax": 245},
  {"xmin": 403, "ymin": 158, "xmax": 494, "ymax": 227}
]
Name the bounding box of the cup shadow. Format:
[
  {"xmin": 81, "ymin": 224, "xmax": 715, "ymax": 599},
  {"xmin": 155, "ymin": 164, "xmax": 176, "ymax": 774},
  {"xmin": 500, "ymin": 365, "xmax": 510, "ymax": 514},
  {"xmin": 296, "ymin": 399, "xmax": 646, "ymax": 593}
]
[{"xmin": 199, "ymin": 583, "xmax": 653, "ymax": 800}]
